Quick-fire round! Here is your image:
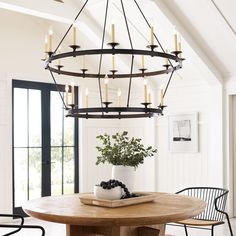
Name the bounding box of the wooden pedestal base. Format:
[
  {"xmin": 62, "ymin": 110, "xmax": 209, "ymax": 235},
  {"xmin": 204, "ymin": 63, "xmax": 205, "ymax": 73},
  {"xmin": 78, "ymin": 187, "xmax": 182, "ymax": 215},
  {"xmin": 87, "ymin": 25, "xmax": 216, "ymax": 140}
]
[{"xmin": 66, "ymin": 224, "xmax": 165, "ymax": 236}]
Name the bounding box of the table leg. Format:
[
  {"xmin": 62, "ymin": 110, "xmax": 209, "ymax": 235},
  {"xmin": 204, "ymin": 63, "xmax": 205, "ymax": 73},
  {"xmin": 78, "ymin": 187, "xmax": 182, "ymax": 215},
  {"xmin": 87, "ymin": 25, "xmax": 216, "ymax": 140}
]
[
  {"xmin": 137, "ymin": 224, "xmax": 165, "ymax": 236},
  {"xmin": 66, "ymin": 225, "xmax": 79, "ymax": 236},
  {"xmin": 66, "ymin": 225, "xmax": 120, "ymax": 236},
  {"xmin": 66, "ymin": 224, "xmax": 165, "ymax": 236},
  {"xmin": 121, "ymin": 224, "xmax": 165, "ymax": 236}
]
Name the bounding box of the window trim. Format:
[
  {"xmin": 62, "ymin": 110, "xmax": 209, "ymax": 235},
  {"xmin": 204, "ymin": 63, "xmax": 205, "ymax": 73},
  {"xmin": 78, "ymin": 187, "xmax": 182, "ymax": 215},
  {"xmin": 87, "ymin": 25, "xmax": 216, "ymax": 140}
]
[{"xmin": 12, "ymin": 79, "xmax": 79, "ymax": 215}]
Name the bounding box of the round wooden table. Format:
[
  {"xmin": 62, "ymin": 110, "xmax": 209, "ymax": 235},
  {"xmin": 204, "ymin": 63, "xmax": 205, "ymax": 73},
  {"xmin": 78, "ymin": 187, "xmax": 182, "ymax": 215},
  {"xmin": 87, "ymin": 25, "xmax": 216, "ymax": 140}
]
[{"xmin": 23, "ymin": 192, "xmax": 205, "ymax": 236}]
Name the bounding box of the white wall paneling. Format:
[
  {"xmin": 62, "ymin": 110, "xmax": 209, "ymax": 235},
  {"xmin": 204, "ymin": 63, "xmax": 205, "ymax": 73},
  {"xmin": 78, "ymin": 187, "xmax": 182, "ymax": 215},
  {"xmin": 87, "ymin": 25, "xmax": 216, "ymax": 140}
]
[
  {"xmin": 0, "ymin": 75, "xmax": 13, "ymax": 217},
  {"xmin": 232, "ymin": 96, "xmax": 236, "ymax": 216},
  {"xmin": 225, "ymin": 77, "xmax": 236, "ymax": 217},
  {"xmin": 156, "ymin": 83, "xmax": 223, "ymax": 193}
]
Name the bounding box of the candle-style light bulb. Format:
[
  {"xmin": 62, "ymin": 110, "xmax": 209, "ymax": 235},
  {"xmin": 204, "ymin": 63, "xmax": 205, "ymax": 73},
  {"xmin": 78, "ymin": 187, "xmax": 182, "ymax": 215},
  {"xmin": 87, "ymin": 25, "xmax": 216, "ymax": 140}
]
[
  {"xmin": 150, "ymin": 20, "xmax": 154, "ymax": 45},
  {"xmin": 117, "ymin": 88, "xmax": 121, "ymax": 106},
  {"xmin": 173, "ymin": 27, "xmax": 178, "ymax": 51},
  {"xmin": 178, "ymin": 35, "xmax": 182, "ymax": 57},
  {"xmin": 58, "ymin": 45, "xmax": 62, "ymax": 66},
  {"xmin": 178, "ymin": 35, "xmax": 182, "ymax": 50},
  {"xmin": 73, "ymin": 24, "xmax": 77, "ymax": 45},
  {"xmin": 148, "ymin": 88, "xmax": 151, "ymax": 102},
  {"xmin": 111, "ymin": 20, "xmax": 115, "ymax": 43},
  {"xmin": 65, "ymin": 84, "xmax": 69, "ymax": 107},
  {"xmin": 104, "ymin": 75, "xmax": 109, "ymax": 102},
  {"xmin": 44, "ymin": 36, "xmax": 48, "ymax": 53},
  {"xmin": 141, "ymin": 55, "xmax": 144, "ymax": 69},
  {"xmin": 144, "ymin": 78, "xmax": 148, "ymax": 103},
  {"xmin": 160, "ymin": 85, "xmax": 164, "ymax": 106},
  {"xmin": 178, "ymin": 41, "xmax": 182, "ymax": 51},
  {"xmin": 85, "ymin": 88, "xmax": 89, "ymax": 108},
  {"xmin": 71, "ymin": 82, "xmax": 75, "ymax": 105},
  {"xmin": 49, "ymin": 28, "xmax": 53, "ymax": 52}
]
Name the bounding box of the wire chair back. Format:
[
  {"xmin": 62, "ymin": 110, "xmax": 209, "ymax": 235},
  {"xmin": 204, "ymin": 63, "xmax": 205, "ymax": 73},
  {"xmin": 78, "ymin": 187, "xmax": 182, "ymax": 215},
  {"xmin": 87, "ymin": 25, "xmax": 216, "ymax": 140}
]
[{"xmin": 176, "ymin": 187, "xmax": 228, "ymax": 222}]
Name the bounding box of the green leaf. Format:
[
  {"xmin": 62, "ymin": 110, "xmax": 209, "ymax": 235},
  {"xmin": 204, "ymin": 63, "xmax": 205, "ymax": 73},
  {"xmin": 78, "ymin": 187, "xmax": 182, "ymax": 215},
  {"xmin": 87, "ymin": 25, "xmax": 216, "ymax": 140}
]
[{"xmin": 95, "ymin": 131, "xmax": 157, "ymax": 168}]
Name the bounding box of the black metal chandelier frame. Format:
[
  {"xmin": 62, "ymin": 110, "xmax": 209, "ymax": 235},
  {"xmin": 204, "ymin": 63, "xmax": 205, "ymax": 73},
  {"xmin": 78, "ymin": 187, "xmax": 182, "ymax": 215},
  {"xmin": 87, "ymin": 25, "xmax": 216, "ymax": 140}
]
[{"xmin": 45, "ymin": 0, "xmax": 184, "ymax": 119}]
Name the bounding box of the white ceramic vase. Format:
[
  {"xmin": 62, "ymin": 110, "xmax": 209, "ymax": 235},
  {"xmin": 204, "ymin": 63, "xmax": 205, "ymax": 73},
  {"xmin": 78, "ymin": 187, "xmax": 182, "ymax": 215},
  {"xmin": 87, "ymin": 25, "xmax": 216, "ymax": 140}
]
[
  {"xmin": 111, "ymin": 165, "xmax": 135, "ymax": 193},
  {"xmin": 94, "ymin": 185, "xmax": 122, "ymax": 200}
]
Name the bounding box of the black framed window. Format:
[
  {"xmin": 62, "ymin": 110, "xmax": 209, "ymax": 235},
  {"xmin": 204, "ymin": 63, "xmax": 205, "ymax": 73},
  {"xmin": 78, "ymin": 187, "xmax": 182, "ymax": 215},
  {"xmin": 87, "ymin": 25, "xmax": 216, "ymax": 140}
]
[{"xmin": 12, "ymin": 80, "xmax": 79, "ymax": 215}]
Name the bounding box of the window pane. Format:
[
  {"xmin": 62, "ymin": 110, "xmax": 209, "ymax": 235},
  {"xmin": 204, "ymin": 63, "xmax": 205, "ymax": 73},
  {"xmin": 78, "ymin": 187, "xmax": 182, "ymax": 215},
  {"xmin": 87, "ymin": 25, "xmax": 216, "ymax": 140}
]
[
  {"xmin": 14, "ymin": 88, "xmax": 27, "ymax": 147},
  {"xmin": 51, "ymin": 91, "xmax": 63, "ymax": 146},
  {"xmin": 64, "ymin": 117, "xmax": 74, "ymax": 146},
  {"xmin": 14, "ymin": 148, "xmax": 27, "ymax": 207},
  {"xmin": 29, "ymin": 90, "xmax": 41, "ymax": 147},
  {"xmin": 51, "ymin": 147, "xmax": 62, "ymax": 196},
  {"xmin": 29, "ymin": 148, "xmax": 42, "ymax": 200},
  {"xmin": 64, "ymin": 147, "xmax": 74, "ymax": 194}
]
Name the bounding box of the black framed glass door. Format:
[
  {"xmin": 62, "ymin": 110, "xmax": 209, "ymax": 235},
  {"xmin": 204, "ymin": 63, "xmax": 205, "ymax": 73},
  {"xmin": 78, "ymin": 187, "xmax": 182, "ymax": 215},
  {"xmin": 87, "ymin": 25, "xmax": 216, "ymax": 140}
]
[{"xmin": 12, "ymin": 80, "xmax": 79, "ymax": 215}]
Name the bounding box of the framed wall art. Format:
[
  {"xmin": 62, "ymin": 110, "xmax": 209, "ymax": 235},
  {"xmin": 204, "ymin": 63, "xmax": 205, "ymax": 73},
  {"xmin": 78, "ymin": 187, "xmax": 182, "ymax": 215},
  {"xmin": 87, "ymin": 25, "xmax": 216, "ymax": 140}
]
[{"xmin": 168, "ymin": 113, "xmax": 198, "ymax": 153}]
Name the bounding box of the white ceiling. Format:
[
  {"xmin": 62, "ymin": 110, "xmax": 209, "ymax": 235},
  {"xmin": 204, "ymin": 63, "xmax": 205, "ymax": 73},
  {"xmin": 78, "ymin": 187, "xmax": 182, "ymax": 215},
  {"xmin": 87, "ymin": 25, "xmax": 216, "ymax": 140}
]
[
  {"xmin": 0, "ymin": 0, "xmax": 235, "ymax": 87},
  {"xmin": 159, "ymin": 0, "xmax": 236, "ymax": 79}
]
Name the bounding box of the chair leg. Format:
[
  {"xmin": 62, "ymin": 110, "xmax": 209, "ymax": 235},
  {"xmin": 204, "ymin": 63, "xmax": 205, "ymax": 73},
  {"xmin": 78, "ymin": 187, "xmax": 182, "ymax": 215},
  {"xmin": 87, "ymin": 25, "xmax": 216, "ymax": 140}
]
[
  {"xmin": 184, "ymin": 225, "xmax": 188, "ymax": 236},
  {"xmin": 225, "ymin": 213, "xmax": 234, "ymax": 236},
  {"xmin": 211, "ymin": 225, "xmax": 214, "ymax": 236}
]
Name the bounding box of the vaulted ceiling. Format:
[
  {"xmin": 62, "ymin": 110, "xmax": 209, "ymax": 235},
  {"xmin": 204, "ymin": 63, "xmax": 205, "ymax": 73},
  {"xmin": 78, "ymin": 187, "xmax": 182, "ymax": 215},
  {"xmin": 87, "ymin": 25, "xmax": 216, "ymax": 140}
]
[
  {"xmin": 0, "ymin": 0, "xmax": 235, "ymax": 87},
  {"xmin": 157, "ymin": 0, "xmax": 236, "ymax": 80}
]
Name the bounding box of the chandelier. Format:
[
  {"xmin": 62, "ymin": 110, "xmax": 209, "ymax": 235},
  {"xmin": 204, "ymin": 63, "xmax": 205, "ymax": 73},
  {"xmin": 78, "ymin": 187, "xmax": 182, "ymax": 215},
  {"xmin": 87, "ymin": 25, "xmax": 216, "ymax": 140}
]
[{"xmin": 44, "ymin": 0, "xmax": 184, "ymax": 119}]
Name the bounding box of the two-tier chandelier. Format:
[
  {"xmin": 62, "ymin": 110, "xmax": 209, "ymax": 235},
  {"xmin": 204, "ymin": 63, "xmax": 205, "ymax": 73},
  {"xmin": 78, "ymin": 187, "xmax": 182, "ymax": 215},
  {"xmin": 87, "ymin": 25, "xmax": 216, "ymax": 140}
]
[{"xmin": 44, "ymin": 0, "xmax": 184, "ymax": 119}]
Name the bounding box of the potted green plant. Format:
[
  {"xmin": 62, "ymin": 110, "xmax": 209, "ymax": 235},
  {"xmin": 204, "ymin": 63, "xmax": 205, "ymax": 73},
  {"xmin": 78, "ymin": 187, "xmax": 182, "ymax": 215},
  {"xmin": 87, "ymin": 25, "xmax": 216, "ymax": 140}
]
[{"xmin": 96, "ymin": 131, "xmax": 157, "ymax": 192}]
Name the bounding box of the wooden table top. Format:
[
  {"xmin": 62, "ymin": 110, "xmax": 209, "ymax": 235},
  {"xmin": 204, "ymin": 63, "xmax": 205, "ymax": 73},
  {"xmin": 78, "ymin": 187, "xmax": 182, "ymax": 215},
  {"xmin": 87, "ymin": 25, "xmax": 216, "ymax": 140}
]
[{"xmin": 23, "ymin": 192, "xmax": 205, "ymax": 227}]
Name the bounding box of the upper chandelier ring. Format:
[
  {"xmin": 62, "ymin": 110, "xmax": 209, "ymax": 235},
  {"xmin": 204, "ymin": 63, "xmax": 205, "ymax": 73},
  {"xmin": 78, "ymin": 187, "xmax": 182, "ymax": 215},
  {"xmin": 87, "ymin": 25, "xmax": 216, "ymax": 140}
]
[{"xmin": 46, "ymin": 48, "xmax": 183, "ymax": 79}]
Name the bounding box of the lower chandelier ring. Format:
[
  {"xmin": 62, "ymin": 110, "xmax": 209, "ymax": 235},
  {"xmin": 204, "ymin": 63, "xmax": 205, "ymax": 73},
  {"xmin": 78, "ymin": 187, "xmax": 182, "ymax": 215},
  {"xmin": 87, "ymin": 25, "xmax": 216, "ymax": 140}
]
[{"xmin": 66, "ymin": 106, "xmax": 166, "ymax": 119}]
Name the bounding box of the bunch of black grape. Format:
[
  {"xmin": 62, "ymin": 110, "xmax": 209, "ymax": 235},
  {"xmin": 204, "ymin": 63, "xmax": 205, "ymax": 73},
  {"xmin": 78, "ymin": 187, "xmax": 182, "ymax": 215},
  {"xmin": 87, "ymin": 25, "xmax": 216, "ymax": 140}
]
[{"xmin": 99, "ymin": 179, "xmax": 139, "ymax": 199}]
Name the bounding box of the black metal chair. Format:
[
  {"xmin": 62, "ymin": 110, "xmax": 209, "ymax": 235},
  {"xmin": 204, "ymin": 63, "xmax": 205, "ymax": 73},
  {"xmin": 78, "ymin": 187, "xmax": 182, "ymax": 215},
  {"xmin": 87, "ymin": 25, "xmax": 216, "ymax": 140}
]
[
  {"xmin": 173, "ymin": 187, "xmax": 233, "ymax": 236},
  {"xmin": 0, "ymin": 214, "xmax": 45, "ymax": 235}
]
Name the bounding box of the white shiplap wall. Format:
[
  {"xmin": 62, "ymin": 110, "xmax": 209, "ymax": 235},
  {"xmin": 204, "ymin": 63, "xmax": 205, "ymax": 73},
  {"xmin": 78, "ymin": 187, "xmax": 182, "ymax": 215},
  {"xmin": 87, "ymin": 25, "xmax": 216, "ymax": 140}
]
[
  {"xmin": 0, "ymin": 75, "xmax": 13, "ymax": 215},
  {"xmin": 156, "ymin": 83, "xmax": 223, "ymax": 193}
]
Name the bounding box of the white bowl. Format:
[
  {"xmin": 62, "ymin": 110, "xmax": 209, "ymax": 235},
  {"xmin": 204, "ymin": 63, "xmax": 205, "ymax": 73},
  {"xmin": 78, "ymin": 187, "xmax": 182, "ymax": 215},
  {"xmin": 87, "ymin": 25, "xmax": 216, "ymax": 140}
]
[{"xmin": 94, "ymin": 185, "xmax": 122, "ymax": 200}]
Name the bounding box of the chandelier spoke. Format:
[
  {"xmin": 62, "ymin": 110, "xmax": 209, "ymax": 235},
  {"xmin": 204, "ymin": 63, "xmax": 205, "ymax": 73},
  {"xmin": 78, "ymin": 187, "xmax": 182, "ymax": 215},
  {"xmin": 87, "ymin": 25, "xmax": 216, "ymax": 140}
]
[
  {"xmin": 133, "ymin": 0, "xmax": 174, "ymax": 68},
  {"xmin": 120, "ymin": 0, "xmax": 134, "ymax": 50},
  {"xmin": 97, "ymin": 0, "xmax": 110, "ymax": 110},
  {"xmin": 54, "ymin": 0, "xmax": 89, "ymax": 55},
  {"xmin": 48, "ymin": 67, "xmax": 67, "ymax": 108},
  {"xmin": 163, "ymin": 69, "xmax": 175, "ymax": 100},
  {"xmin": 127, "ymin": 55, "xmax": 134, "ymax": 108}
]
